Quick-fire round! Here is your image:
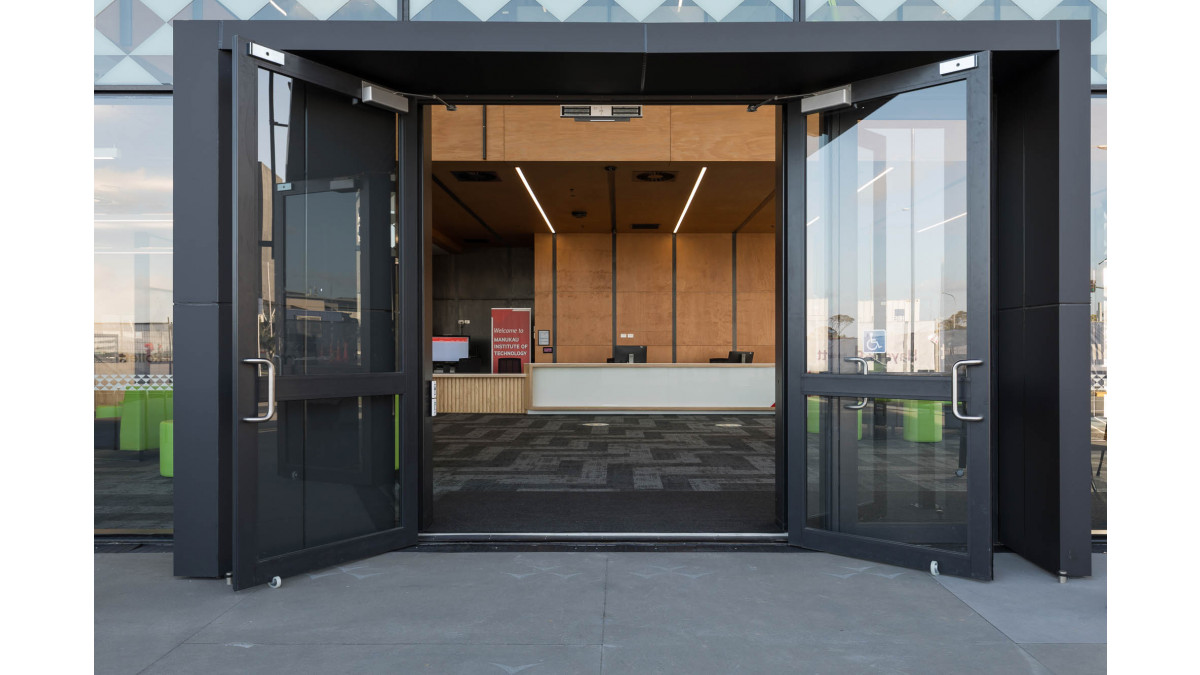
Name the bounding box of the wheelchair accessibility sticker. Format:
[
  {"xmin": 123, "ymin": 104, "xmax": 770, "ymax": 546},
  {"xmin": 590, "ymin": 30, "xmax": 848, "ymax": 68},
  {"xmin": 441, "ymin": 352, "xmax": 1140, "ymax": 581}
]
[{"xmin": 863, "ymin": 330, "xmax": 886, "ymax": 354}]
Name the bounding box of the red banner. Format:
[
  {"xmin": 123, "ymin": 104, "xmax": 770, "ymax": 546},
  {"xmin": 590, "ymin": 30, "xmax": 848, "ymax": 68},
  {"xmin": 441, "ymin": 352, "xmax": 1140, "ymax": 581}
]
[{"xmin": 491, "ymin": 308, "xmax": 532, "ymax": 373}]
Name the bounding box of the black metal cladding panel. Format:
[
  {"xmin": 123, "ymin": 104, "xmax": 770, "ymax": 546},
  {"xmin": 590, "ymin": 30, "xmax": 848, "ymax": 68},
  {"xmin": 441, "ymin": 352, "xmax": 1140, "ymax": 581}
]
[{"xmin": 207, "ymin": 20, "xmax": 1070, "ymax": 98}]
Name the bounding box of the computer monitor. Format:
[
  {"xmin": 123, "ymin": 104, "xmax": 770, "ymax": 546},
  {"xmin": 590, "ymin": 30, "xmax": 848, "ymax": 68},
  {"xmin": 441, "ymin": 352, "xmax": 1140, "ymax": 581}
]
[
  {"xmin": 727, "ymin": 350, "xmax": 754, "ymax": 363},
  {"xmin": 432, "ymin": 336, "xmax": 470, "ymax": 363},
  {"xmin": 613, "ymin": 345, "xmax": 647, "ymax": 363}
]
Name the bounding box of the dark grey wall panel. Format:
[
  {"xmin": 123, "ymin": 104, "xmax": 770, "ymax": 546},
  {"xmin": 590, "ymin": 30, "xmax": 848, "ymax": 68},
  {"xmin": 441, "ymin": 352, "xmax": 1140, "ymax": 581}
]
[
  {"xmin": 173, "ymin": 20, "xmax": 229, "ymax": 305},
  {"xmin": 173, "ymin": 20, "xmax": 233, "ymax": 579},
  {"xmin": 1057, "ymin": 303, "xmax": 1092, "ymax": 576},
  {"xmin": 430, "ymin": 247, "xmax": 535, "ymax": 370},
  {"xmin": 1057, "ymin": 21, "xmax": 1094, "ymax": 308},
  {"xmin": 172, "ymin": 301, "xmax": 231, "ymax": 577},
  {"xmin": 995, "ymin": 308, "xmax": 1026, "ymax": 551}
]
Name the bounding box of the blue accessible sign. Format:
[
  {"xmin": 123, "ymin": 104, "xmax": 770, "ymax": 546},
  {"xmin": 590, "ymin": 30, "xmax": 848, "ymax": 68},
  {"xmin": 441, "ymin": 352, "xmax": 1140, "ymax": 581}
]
[{"xmin": 863, "ymin": 330, "xmax": 886, "ymax": 354}]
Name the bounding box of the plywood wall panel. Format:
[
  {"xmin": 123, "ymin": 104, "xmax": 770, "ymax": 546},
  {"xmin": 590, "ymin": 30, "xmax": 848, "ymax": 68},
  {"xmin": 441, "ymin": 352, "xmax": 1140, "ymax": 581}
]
[
  {"xmin": 556, "ymin": 345, "xmax": 612, "ymax": 364},
  {"xmin": 676, "ymin": 234, "xmax": 732, "ymax": 293},
  {"xmin": 504, "ymin": 106, "xmax": 672, "ymax": 162},
  {"xmin": 533, "ymin": 233, "xmax": 554, "ymax": 361},
  {"xmin": 556, "ymin": 234, "xmax": 612, "ymax": 292},
  {"xmin": 736, "ymin": 233, "xmax": 775, "ymax": 292},
  {"xmin": 670, "ymin": 106, "xmax": 776, "ymax": 162},
  {"xmin": 616, "ymin": 233, "xmax": 672, "ymax": 292},
  {"xmin": 556, "ymin": 292, "xmax": 611, "ymax": 346},
  {"xmin": 676, "ymin": 292, "xmax": 733, "ymax": 347},
  {"xmin": 676, "ymin": 346, "xmax": 735, "ymax": 364},
  {"xmin": 431, "ymin": 106, "xmax": 485, "ymax": 161},
  {"xmin": 737, "ymin": 291, "xmax": 775, "ymax": 347}
]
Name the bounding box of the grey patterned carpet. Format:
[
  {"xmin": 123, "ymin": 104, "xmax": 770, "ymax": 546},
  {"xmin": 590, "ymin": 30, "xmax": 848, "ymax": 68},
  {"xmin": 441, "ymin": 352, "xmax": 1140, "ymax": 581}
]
[
  {"xmin": 429, "ymin": 413, "xmax": 780, "ymax": 533},
  {"xmin": 94, "ymin": 450, "xmax": 173, "ymax": 532}
]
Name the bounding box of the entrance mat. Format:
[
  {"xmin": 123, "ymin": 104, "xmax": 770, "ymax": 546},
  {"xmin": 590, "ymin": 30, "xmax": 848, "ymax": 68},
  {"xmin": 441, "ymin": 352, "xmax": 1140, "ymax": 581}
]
[{"xmin": 428, "ymin": 490, "xmax": 780, "ymax": 533}]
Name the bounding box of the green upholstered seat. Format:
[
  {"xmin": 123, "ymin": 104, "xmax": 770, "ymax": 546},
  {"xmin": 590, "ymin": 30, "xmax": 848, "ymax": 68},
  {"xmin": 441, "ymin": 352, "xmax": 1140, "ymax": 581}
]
[
  {"xmin": 118, "ymin": 390, "xmax": 149, "ymax": 451},
  {"xmin": 95, "ymin": 405, "xmax": 120, "ymax": 419},
  {"xmin": 806, "ymin": 396, "xmax": 863, "ymax": 439},
  {"xmin": 144, "ymin": 391, "xmax": 167, "ymax": 450},
  {"xmin": 160, "ymin": 420, "xmax": 174, "ymax": 478},
  {"xmin": 902, "ymin": 400, "xmax": 944, "ymax": 443}
]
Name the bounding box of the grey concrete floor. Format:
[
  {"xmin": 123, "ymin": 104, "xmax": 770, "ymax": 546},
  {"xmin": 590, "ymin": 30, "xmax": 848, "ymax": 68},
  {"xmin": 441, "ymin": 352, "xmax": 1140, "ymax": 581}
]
[{"xmin": 95, "ymin": 550, "xmax": 1105, "ymax": 675}]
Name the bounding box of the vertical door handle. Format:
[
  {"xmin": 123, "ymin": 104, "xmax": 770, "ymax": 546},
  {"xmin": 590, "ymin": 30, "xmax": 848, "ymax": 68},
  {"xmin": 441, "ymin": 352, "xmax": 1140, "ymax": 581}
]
[
  {"xmin": 844, "ymin": 357, "xmax": 869, "ymax": 410},
  {"xmin": 951, "ymin": 359, "xmax": 984, "ymax": 422},
  {"xmin": 242, "ymin": 358, "xmax": 276, "ymax": 422}
]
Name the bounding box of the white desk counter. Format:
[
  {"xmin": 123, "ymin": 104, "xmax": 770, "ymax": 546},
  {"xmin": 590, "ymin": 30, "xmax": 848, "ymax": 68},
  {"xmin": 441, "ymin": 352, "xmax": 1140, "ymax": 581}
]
[{"xmin": 525, "ymin": 363, "xmax": 774, "ymax": 413}]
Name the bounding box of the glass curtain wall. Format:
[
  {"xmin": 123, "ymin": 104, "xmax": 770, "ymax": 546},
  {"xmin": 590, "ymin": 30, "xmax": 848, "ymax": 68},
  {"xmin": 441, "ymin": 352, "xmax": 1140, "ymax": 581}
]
[
  {"xmin": 95, "ymin": 95, "xmax": 174, "ymax": 533},
  {"xmin": 1090, "ymin": 94, "xmax": 1106, "ymax": 533}
]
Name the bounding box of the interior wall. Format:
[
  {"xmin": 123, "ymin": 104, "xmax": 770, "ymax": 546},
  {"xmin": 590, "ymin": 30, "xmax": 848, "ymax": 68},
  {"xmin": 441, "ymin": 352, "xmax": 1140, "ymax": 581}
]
[
  {"xmin": 432, "ymin": 105, "xmax": 776, "ymax": 163},
  {"xmin": 533, "ymin": 232, "xmax": 775, "ymax": 363},
  {"xmin": 616, "ymin": 233, "xmax": 673, "ymax": 363},
  {"xmin": 431, "ymin": 247, "xmax": 534, "ymax": 370}
]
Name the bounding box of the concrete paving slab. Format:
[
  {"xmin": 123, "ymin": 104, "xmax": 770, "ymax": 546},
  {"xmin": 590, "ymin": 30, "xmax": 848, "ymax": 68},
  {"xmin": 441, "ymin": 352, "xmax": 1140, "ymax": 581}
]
[
  {"xmin": 94, "ymin": 553, "xmax": 242, "ymax": 675},
  {"xmin": 601, "ymin": 638, "xmax": 1054, "ymax": 675},
  {"xmin": 144, "ymin": 643, "xmax": 602, "ymax": 675},
  {"xmin": 935, "ymin": 553, "xmax": 1107, "ymax": 644},
  {"xmin": 602, "ymin": 551, "xmax": 1010, "ymax": 647},
  {"xmin": 186, "ymin": 552, "xmax": 607, "ymax": 646},
  {"xmin": 1019, "ymin": 643, "xmax": 1107, "ymax": 675}
]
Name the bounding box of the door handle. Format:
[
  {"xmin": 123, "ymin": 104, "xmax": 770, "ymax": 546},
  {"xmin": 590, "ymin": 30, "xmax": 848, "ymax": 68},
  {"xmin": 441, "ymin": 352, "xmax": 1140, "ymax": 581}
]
[
  {"xmin": 242, "ymin": 358, "xmax": 276, "ymax": 422},
  {"xmin": 951, "ymin": 359, "xmax": 984, "ymax": 422},
  {"xmin": 844, "ymin": 357, "xmax": 869, "ymax": 410}
]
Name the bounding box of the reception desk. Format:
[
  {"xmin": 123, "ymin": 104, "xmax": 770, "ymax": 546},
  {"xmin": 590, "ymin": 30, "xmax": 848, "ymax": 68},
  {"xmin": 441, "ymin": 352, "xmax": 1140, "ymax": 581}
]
[
  {"xmin": 526, "ymin": 363, "xmax": 774, "ymax": 413},
  {"xmin": 433, "ymin": 373, "xmax": 526, "ymax": 414}
]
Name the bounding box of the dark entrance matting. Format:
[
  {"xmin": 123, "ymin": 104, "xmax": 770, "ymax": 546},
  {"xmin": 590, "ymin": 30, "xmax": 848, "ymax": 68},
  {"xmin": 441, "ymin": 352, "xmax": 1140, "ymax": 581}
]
[
  {"xmin": 430, "ymin": 413, "xmax": 779, "ymax": 533},
  {"xmin": 429, "ymin": 490, "xmax": 779, "ymax": 533}
]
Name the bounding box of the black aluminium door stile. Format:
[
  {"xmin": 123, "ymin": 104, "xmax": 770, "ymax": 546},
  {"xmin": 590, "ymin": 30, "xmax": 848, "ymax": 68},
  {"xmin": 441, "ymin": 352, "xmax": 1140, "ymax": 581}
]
[
  {"xmin": 232, "ymin": 38, "xmax": 421, "ymax": 590},
  {"xmin": 787, "ymin": 54, "xmax": 994, "ymax": 580}
]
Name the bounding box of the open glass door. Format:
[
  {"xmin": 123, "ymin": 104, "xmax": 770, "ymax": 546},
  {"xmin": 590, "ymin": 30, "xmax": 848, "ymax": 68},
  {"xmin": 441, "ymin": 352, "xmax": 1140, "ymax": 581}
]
[
  {"xmin": 791, "ymin": 54, "xmax": 993, "ymax": 580},
  {"xmin": 232, "ymin": 39, "xmax": 420, "ymax": 590}
]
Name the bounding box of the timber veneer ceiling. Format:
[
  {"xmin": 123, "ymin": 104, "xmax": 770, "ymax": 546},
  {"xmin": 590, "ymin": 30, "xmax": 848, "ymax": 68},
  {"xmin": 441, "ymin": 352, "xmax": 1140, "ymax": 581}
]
[{"xmin": 432, "ymin": 160, "xmax": 776, "ymax": 247}]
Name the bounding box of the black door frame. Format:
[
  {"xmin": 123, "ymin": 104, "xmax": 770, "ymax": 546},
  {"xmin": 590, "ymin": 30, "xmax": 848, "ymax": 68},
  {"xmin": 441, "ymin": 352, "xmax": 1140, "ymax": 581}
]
[
  {"xmin": 172, "ymin": 18, "xmax": 1092, "ymax": 582},
  {"xmin": 786, "ymin": 54, "xmax": 995, "ymax": 580}
]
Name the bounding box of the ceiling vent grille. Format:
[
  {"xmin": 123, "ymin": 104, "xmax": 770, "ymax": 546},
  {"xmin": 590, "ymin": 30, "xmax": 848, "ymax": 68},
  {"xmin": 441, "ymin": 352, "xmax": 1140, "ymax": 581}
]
[
  {"xmin": 560, "ymin": 104, "xmax": 643, "ymax": 121},
  {"xmin": 634, "ymin": 171, "xmax": 676, "ymax": 183},
  {"xmin": 451, "ymin": 171, "xmax": 501, "ymax": 182},
  {"xmin": 631, "ymin": 223, "xmax": 660, "ymax": 230}
]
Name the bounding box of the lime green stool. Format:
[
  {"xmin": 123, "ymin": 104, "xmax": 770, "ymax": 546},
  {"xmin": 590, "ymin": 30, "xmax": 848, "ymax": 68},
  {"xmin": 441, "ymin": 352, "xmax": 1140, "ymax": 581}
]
[
  {"xmin": 159, "ymin": 420, "xmax": 174, "ymax": 477},
  {"xmin": 95, "ymin": 405, "xmax": 120, "ymax": 419},
  {"xmin": 144, "ymin": 391, "xmax": 167, "ymax": 450},
  {"xmin": 902, "ymin": 400, "xmax": 944, "ymax": 442},
  {"xmin": 164, "ymin": 390, "xmax": 173, "ymax": 420},
  {"xmin": 118, "ymin": 390, "xmax": 149, "ymax": 451},
  {"xmin": 806, "ymin": 396, "xmax": 863, "ymax": 439}
]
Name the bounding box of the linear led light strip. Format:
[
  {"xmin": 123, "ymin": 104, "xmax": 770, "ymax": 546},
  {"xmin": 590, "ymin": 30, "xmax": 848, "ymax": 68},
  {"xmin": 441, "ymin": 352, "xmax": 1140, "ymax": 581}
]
[
  {"xmin": 673, "ymin": 166, "xmax": 708, "ymax": 234},
  {"xmin": 917, "ymin": 212, "xmax": 967, "ymax": 233},
  {"xmin": 515, "ymin": 166, "xmax": 555, "ymax": 234},
  {"xmin": 857, "ymin": 167, "xmax": 893, "ymax": 192}
]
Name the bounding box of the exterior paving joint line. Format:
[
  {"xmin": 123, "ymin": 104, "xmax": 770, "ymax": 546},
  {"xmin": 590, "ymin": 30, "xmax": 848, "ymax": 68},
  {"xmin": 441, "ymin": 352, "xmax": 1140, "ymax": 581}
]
[{"xmin": 134, "ymin": 583, "xmax": 252, "ymax": 675}]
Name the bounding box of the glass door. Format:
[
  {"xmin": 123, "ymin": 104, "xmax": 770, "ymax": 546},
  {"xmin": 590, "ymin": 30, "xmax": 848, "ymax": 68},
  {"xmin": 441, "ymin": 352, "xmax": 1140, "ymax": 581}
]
[
  {"xmin": 791, "ymin": 54, "xmax": 993, "ymax": 580},
  {"xmin": 232, "ymin": 39, "xmax": 420, "ymax": 590}
]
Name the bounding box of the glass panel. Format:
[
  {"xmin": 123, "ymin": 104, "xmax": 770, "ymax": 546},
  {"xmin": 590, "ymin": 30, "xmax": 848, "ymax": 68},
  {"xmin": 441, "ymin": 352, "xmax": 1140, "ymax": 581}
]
[
  {"xmin": 255, "ymin": 70, "xmax": 398, "ymax": 376},
  {"xmin": 94, "ymin": 94, "xmax": 174, "ymax": 533},
  {"xmin": 806, "ymin": 396, "xmax": 968, "ymax": 551},
  {"xmin": 805, "ymin": 82, "xmax": 968, "ymax": 375},
  {"xmin": 411, "ymin": 0, "xmax": 792, "ymax": 22},
  {"xmin": 94, "ymin": 1, "xmax": 401, "ymax": 85},
  {"xmin": 802, "ymin": 1, "xmax": 1107, "ymax": 84},
  {"xmin": 1090, "ymin": 95, "xmax": 1106, "ymax": 533},
  {"xmin": 256, "ymin": 396, "xmax": 399, "ymax": 559}
]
